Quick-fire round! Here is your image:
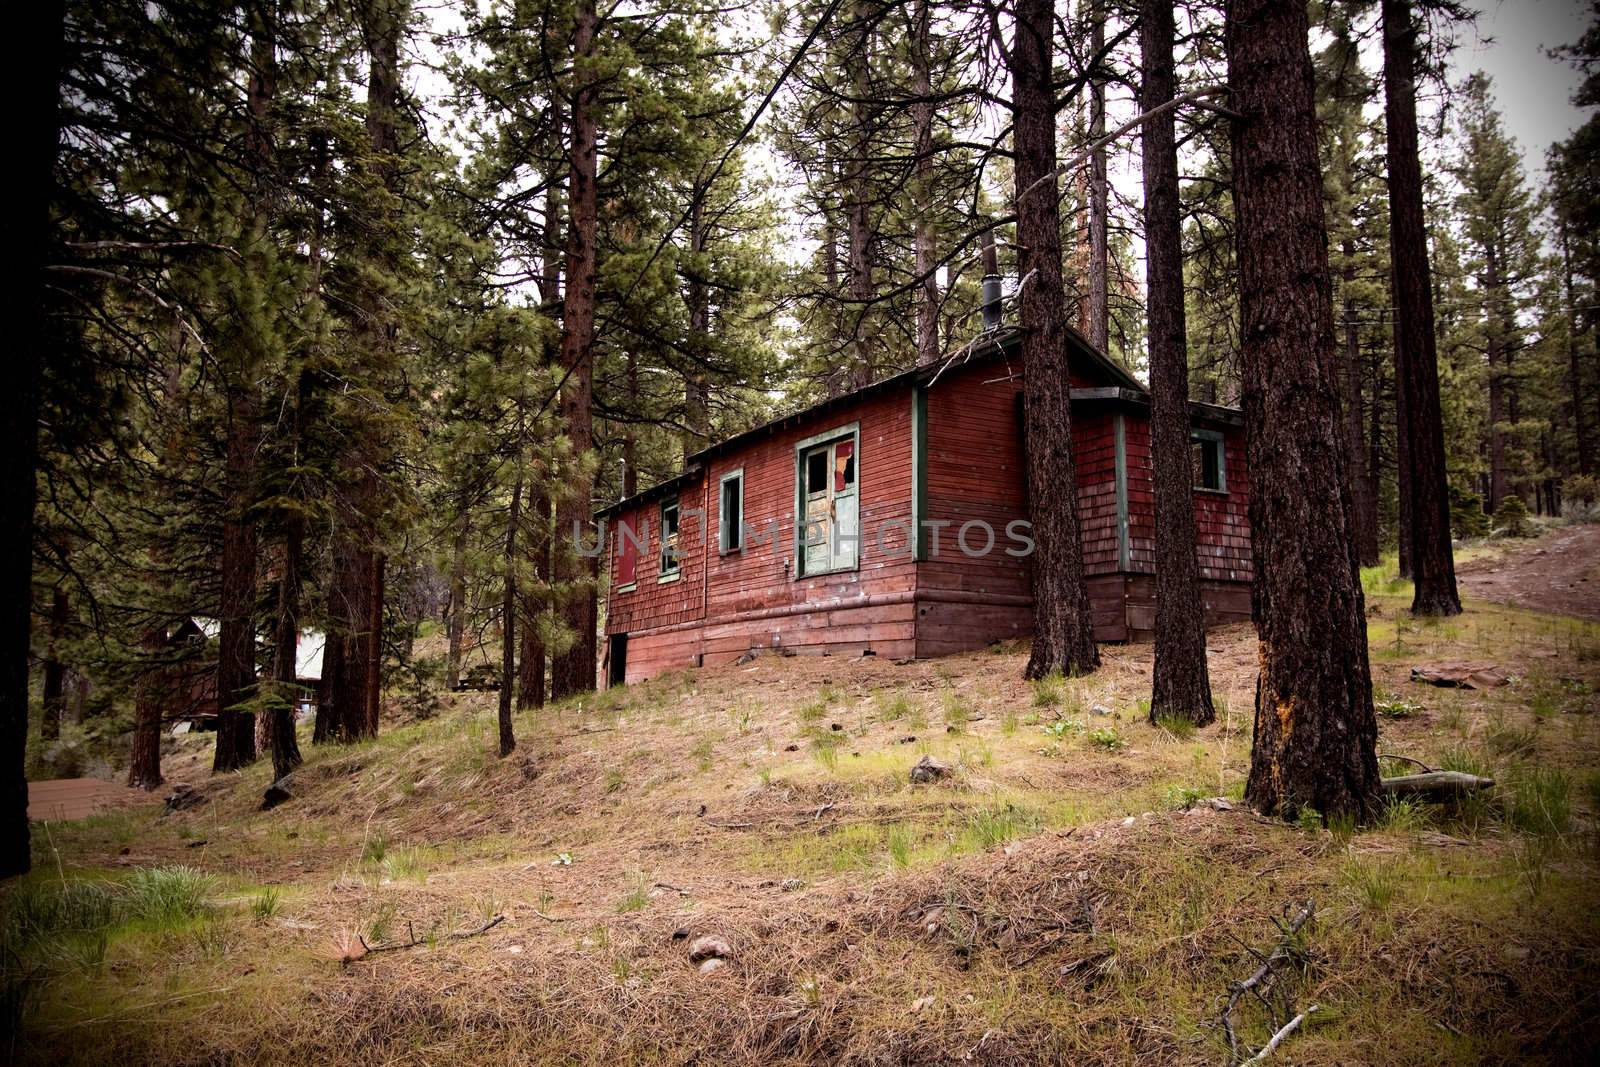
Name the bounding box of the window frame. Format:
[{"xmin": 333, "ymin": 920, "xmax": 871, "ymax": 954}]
[
  {"xmin": 658, "ymin": 496, "xmax": 682, "ymax": 582},
  {"xmin": 612, "ymin": 515, "xmax": 643, "ymax": 594},
  {"xmin": 792, "ymin": 421, "xmax": 861, "ymax": 578},
  {"xmin": 718, "ymin": 468, "xmax": 745, "ymax": 555},
  {"xmin": 1190, "ymin": 428, "xmax": 1228, "ymax": 494}
]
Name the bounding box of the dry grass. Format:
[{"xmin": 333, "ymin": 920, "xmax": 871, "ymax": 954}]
[{"xmin": 7, "ymin": 575, "xmax": 1600, "ymax": 1065}]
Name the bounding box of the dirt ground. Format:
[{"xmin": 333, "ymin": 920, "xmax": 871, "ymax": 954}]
[
  {"xmin": 1457, "ymin": 523, "xmax": 1600, "ymax": 620},
  {"xmin": 9, "ymin": 530, "xmax": 1600, "ymax": 1066}
]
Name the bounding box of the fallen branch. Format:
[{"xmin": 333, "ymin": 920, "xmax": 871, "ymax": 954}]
[
  {"xmin": 1221, "ymin": 900, "xmax": 1315, "ymax": 1065},
  {"xmin": 357, "ymin": 914, "xmax": 505, "ymax": 959},
  {"xmin": 1239, "ymin": 1005, "xmax": 1318, "ymax": 1066},
  {"xmin": 1380, "ymin": 771, "xmax": 1495, "ymax": 798}
]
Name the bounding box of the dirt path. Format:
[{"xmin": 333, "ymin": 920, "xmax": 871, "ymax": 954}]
[
  {"xmin": 27, "ymin": 777, "xmax": 147, "ymax": 822},
  {"xmin": 1456, "ymin": 523, "xmax": 1600, "ymax": 620}
]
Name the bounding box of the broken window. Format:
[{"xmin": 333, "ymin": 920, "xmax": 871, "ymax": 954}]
[
  {"xmin": 660, "ymin": 497, "xmax": 681, "ymax": 577},
  {"xmin": 799, "ymin": 432, "xmax": 859, "ymax": 576},
  {"xmin": 719, "ymin": 470, "xmax": 743, "ymax": 553},
  {"xmin": 1191, "ymin": 431, "xmax": 1226, "ymax": 492}
]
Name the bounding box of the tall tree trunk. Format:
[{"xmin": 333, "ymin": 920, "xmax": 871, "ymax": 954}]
[
  {"xmin": 1226, "ymin": 0, "xmax": 1381, "ymax": 823},
  {"xmin": 518, "ymin": 492, "xmax": 547, "ymax": 710},
  {"xmin": 1085, "ymin": 0, "xmax": 1109, "ymax": 352},
  {"xmin": 845, "ymin": 0, "xmax": 875, "ymax": 390},
  {"xmin": 684, "ymin": 192, "xmax": 711, "ymax": 458},
  {"xmin": 1141, "ymin": 0, "xmax": 1213, "ymax": 726},
  {"xmin": 1013, "ymin": 0, "xmax": 1100, "ymax": 681},
  {"xmin": 1485, "ymin": 241, "xmax": 1508, "ymax": 512},
  {"xmin": 911, "ymin": 0, "xmax": 940, "ymax": 366},
  {"xmin": 1382, "ymin": 0, "xmax": 1460, "ymax": 615},
  {"xmin": 499, "ymin": 476, "xmax": 521, "ymax": 757},
  {"xmin": 551, "ymin": 0, "xmax": 600, "ymax": 700},
  {"xmin": 1560, "ymin": 226, "xmax": 1593, "ymax": 475},
  {"xmin": 1341, "ymin": 251, "xmax": 1380, "ymax": 567},
  {"xmin": 213, "ymin": 4, "xmax": 280, "ymax": 773},
  {"xmin": 40, "ymin": 587, "xmax": 68, "ymax": 741},
  {"xmin": 1396, "ymin": 365, "xmax": 1412, "ymax": 576},
  {"xmin": 6, "ymin": 0, "xmax": 63, "ymax": 875},
  {"xmin": 269, "ymin": 509, "xmax": 304, "ymax": 781},
  {"xmin": 127, "ymin": 626, "xmax": 167, "ymax": 792},
  {"xmin": 445, "ymin": 519, "xmax": 467, "ymax": 691}
]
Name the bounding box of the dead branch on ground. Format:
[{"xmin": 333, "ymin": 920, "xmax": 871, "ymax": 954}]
[{"xmin": 1220, "ymin": 900, "xmax": 1316, "ymax": 1065}]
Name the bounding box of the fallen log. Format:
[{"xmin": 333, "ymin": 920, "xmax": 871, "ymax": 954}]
[{"xmin": 1380, "ymin": 771, "xmax": 1495, "ymax": 797}]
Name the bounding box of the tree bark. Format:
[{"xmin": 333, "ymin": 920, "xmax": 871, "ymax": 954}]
[
  {"xmin": 1485, "ymin": 242, "xmax": 1509, "ymax": 512},
  {"xmin": 1341, "ymin": 251, "xmax": 1380, "ymax": 567},
  {"xmin": 1141, "ymin": 0, "xmax": 1213, "ymax": 726},
  {"xmin": 684, "ymin": 192, "xmax": 711, "ymax": 458},
  {"xmin": 1382, "ymin": 0, "xmax": 1460, "ymax": 615},
  {"xmin": 127, "ymin": 626, "xmax": 167, "ymax": 792},
  {"xmin": 1559, "ymin": 225, "xmax": 1592, "ymax": 475},
  {"xmin": 1226, "ymin": 0, "xmax": 1381, "ymax": 823},
  {"xmin": 519, "ymin": 492, "xmax": 548, "ymax": 709},
  {"xmin": 911, "ymin": 0, "xmax": 940, "ymax": 366},
  {"xmin": 551, "ymin": 0, "xmax": 600, "ymax": 700},
  {"xmin": 1086, "ymin": 0, "xmax": 1109, "ymax": 353},
  {"xmin": 499, "ymin": 476, "xmax": 520, "ymax": 757},
  {"xmin": 269, "ymin": 508, "xmax": 304, "ymax": 781},
  {"xmin": 1013, "ymin": 0, "xmax": 1100, "ymax": 681},
  {"xmin": 40, "ymin": 587, "xmax": 68, "ymax": 741},
  {"xmin": 445, "ymin": 519, "xmax": 467, "ymax": 691},
  {"xmin": 845, "ymin": 0, "xmax": 876, "ymax": 390}
]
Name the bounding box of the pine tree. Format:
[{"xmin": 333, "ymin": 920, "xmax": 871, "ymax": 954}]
[{"xmin": 1228, "ymin": 0, "xmax": 1381, "ymax": 823}]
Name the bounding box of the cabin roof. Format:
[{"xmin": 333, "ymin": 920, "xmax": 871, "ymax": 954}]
[{"xmin": 595, "ymin": 327, "xmax": 1235, "ymax": 520}]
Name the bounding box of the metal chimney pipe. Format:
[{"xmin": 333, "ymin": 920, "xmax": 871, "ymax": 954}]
[{"xmin": 981, "ymin": 230, "xmax": 1002, "ymax": 332}]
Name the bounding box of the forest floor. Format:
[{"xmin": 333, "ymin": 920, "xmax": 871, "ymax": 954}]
[
  {"xmin": 8, "ymin": 529, "xmax": 1600, "ymax": 1066},
  {"xmin": 1456, "ymin": 522, "xmax": 1600, "ymax": 621}
]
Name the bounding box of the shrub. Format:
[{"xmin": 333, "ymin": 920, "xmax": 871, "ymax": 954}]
[
  {"xmin": 1494, "ymin": 495, "xmax": 1531, "ymax": 538},
  {"xmin": 1565, "ymin": 473, "xmax": 1599, "ymax": 508},
  {"xmin": 1450, "ymin": 485, "xmax": 1491, "ymax": 539}
]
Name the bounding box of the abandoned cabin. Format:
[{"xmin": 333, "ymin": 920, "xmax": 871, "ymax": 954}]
[{"xmin": 597, "ymin": 311, "xmax": 1251, "ymax": 686}]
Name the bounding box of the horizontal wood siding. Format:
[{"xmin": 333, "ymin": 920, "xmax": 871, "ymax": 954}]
[{"xmin": 605, "ymin": 387, "xmax": 917, "ymax": 679}]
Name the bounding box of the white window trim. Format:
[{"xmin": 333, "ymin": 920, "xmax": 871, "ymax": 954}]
[
  {"xmin": 719, "ymin": 468, "xmax": 745, "ymax": 555},
  {"xmin": 793, "ymin": 421, "xmax": 861, "ymax": 579}
]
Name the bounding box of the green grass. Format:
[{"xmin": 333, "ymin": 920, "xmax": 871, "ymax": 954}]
[
  {"xmin": 1153, "ymin": 714, "xmax": 1197, "ymax": 740},
  {"xmin": 616, "ymin": 872, "xmax": 650, "ymax": 914}
]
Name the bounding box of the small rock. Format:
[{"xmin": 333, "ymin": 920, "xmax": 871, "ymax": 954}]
[
  {"xmin": 909, "ymin": 755, "xmax": 951, "ymax": 784},
  {"xmin": 672, "ymin": 927, "xmax": 690, "ymax": 941},
  {"xmin": 1089, "ymin": 703, "xmax": 1113, "ymax": 717},
  {"xmin": 830, "ymin": 723, "xmax": 842, "ymax": 732},
  {"xmin": 688, "ymin": 935, "xmax": 733, "ymax": 963},
  {"xmin": 1207, "ymin": 797, "xmax": 1234, "ymax": 812},
  {"xmin": 897, "ymin": 735, "xmax": 917, "ymax": 744},
  {"xmin": 784, "ymin": 743, "xmax": 799, "ymax": 752},
  {"xmin": 1121, "ymin": 816, "xmax": 1136, "ymax": 826},
  {"xmin": 911, "ymin": 995, "xmax": 935, "ymax": 1012},
  {"xmin": 698, "ymin": 957, "xmax": 728, "ymax": 975},
  {"xmin": 506, "ymin": 943, "xmax": 524, "ymax": 954}
]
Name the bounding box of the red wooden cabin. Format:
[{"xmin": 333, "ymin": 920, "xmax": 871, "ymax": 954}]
[{"xmin": 597, "ymin": 327, "xmax": 1251, "ymax": 686}]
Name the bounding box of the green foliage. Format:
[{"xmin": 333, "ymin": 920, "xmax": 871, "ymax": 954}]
[
  {"xmin": 1088, "ymin": 727, "xmax": 1126, "ymax": 752},
  {"xmin": 1494, "ymin": 495, "xmax": 1532, "ymax": 538}
]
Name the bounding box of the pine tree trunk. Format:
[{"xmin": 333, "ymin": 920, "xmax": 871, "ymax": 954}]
[
  {"xmin": 684, "ymin": 193, "xmax": 711, "ymax": 458},
  {"xmin": 1086, "ymin": 0, "xmax": 1109, "ymax": 353},
  {"xmin": 845, "ymin": 0, "xmax": 875, "ymax": 390},
  {"xmin": 552, "ymin": 0, "xmax": 599, "ymax": 700},
  {"xmin": 1341, "ymin": 255, "xmax": 1380, "ymax": 567},
  {"xmin": 40, "ymin": 587, "xmax": 68, "ymax": 741},
  {"xmin": 445, "ymin": 520, "xmax": 466, "ymax": 691},
  {"xmin": 1013, "ymin": 0, "xmax": 1100, "ymax": 681},
  {"xmin": 1141, "ymin": 0, "xmax": 1213, "ymax": 726},
  {"xmin": 1382, "ymin": 0, "xmax": 1460, "ymax": 615},
  {"xmin": 1485, "ymin": 244, "xmax": 1509, "ymax": 512},
  {"xmin": 127, "ymin": 626, "xmax": 167, "ymax": 792},
  {"xmin": 1560, "ymin": 226, "xmax": 1592, "ymax": 475},
  {"xmin": 519, "ymin": 493, "xmax": 548, "ymax": 710},
  {"xmin": 911, "ymin": 0, "xmax": 939, "ymax": 366},
  {"xmin": 1227, "ymin": 0, "xmax": 1381, "ymax": 823},
  {"xmin": 499, "ymin": 476, "xmax": 520, "ymax": 757},
  {"xmin": 214, "ymin": 403, "xmax": 260, "ymax": 772},
  {"xmin": 269, "ymin": 511, "xmax": 304, "ymax": 781}
]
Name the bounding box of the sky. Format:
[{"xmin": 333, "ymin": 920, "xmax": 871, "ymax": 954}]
[{"xmin": 1449, "ymin": 0, "xmax": 1591, "ymax": 178}]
